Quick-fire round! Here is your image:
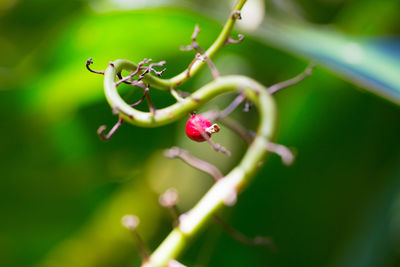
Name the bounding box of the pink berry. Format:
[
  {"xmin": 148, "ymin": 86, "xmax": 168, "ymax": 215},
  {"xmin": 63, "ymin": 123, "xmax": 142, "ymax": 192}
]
[{"xmin": 185, "ymin": 114, "xmax": 220, "ymax": 142}]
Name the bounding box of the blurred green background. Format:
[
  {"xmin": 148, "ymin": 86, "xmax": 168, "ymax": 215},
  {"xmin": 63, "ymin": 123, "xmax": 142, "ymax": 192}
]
[{"xmin": 1, "ymin": 0, "xmax": 399, "ymax": 266}]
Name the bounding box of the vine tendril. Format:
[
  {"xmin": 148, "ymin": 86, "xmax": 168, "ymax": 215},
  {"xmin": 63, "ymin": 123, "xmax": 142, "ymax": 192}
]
[{"xmin": 91, "ymin": 0, "xmax": 312, "ymax": 265}]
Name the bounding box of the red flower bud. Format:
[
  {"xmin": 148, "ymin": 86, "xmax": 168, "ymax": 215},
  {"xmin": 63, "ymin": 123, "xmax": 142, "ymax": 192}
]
[{"xmin": 185, "ymin": 114, "xmax": 220, "ymax": 142}]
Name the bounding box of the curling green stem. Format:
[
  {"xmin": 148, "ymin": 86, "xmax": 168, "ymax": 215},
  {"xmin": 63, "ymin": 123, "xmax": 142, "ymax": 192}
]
[
  {"xmin": 103, "ymin": 60, "xmax": 277, "ymax": 266},
  {"xmin": 101, "ymin": 0, "xmax": 280, "ymax": 265}
]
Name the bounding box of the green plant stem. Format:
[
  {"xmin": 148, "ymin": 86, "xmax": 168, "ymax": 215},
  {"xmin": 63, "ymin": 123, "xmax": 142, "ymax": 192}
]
[
  {"xmin": 101, "ymin": 0, "xmax": 279, "ymax": 265},
  {"xmin": 110, "ymin": 0, "xmax": 247, "ymax": 90},
  {"xmin": 105, "ymin": 61, "xmax": 274, "ymax": 128},
  {"xmin": 103, "ymin": 60, "xmax": 277, "ymax": 266}
]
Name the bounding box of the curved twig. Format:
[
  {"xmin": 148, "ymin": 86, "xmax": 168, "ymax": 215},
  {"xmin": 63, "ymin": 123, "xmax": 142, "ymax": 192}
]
[
  {"xmin": 164, "ymin": 147, "xmax": 224, "ymax": 180},
  {"xmin": 103, "ymin": 59, "xmax": 276, "ymax": 267},
  {"xmin": 97, "ymin": 117, "xmax": 123, "ymax": 141},
  {"xmin": 86, "ymin": 58, "xmax": 104, "ymax": 74},
  {"xmin": 268, "ymin": 63, "xmax": 315, "ymax": 94},
  {"xmin": 95, "ymin": 0, "xmax": 305, "ymax": 265}
]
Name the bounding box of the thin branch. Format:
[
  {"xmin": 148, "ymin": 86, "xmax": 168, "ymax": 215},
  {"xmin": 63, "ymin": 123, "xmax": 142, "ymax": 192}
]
[
  {"xmin": 224, "ymin": 34, "xmax": 244, "ymax": 46},
  {"xmin": 117, "ymin": 72, "xmax": 137, "ymax": 85},
  {"xmin": 201, "ymin": 94, "xmax": 253, "ymax": 143},
  {"xmin": 115, "ymin": 58, "xmax": 166, "ymax": 87},
  {"xmin": 204, "ymin": 93, "xmax": 246, "ymax": 122},
  {"xmin": 169, "ymin": 87, "xmax": 185, "ymax": 102},
  {"xmin": 212, "ymin": 118, "xmax": 295, "ymax": 165},
  {"xmin": 159, "ymin": 188, "xmax": 181, "ymax": 226},
  {"xmin": 181, "ymin": 25, "xmax": 220, "ymax": 79},
  {"xmin": 193, "ymin": 122, "xmax": 231, "ymax": 156},
  {"xmin": 115, "ymin": 61, "xmax": 144, "ymax": 86},
  {"xmin": 180, "ymin": 24, "xmax": 201, "ymax": 52},
  {"xmin": 204, "ymin": 109, "xmax": 254, "ymax": 144},
  {"xmin": 164, "ymin": 147, "xmax": 223, "ymax": 181},
  {"xmin": 115, "ymin": 58, "xmax": 153, "ymax": 86},
  {"xmin": 191, "ymin": 24, "xmax": 201, "ymax": 41},
  {"xmin": 138, "ymin": 60, "xmax": 167, "ymax": 80},
  {"xmin": 266, "ymin": 142, "xmax": 295, "ymax": 166},
  {"xmin": 205, "ymin": 104, "xmax": 294, "ymax": 166},
  {"xmin": 97, "ymin": 117, "xmax": 123, "ymax": 141},
  {"xmin": 144, "ymin": 83, "xmax": 156, "ymax": 114},
  {"xmin": 129, "ymin": 80, "xmax": 147, "ymax": 90},
  {"xmin": 185, "ymin": 55, "xmax": 199, "ymax": 78},
  {"xmin": 121, "ymin": 215, "xmax": 150, "ymax": 261},
  {"xmin": 130, "ymin": 86, "xmax": 149, "ymax": 107},
  {"xmin": 219, "ymin": 94, "xmax": 246, "ymax": 118},
  {"xmin": 213, "ymin": 214, "xmax": 276, "ymax": 251},
  {"xmin": 196, "ymin": 53, "xmax": 220, "ymax": 79},
  {"xmin": 86, "ymin": 58, "xmax": 104, "ymax": 74},
  {"xmin": 218, "ymin": 116, "xmax": 254, "ymax": 144},
  {"xmin": 268, "ymin": 63, "xmax": 315, "ymax": 94}
]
